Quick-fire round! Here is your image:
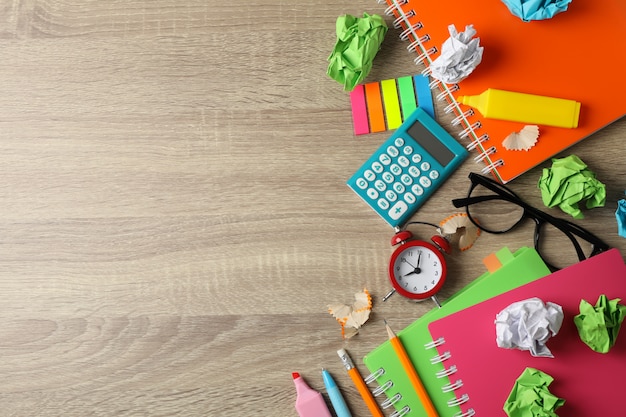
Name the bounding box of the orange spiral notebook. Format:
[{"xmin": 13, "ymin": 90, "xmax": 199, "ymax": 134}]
[{"xmin": 378, "ymin": 0, "xmax": 626, "ymax": 183}]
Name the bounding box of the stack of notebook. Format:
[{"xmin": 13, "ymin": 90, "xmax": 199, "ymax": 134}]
[{"xmin": 363, "ymin": 247, "xmax": 626, "ymax": 416}]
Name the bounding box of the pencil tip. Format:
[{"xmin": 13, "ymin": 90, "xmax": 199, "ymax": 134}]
[{"xmin": 384, "ymin": 319, "xmax": 396, "ymax": 339}]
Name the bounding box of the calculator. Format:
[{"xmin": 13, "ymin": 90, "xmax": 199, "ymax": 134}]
[{"xmin": 347, "ymin": 107, "xmax": 468, "ymax": 228}]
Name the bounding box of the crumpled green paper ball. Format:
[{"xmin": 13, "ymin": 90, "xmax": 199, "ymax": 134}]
[
  {"xmin": 326, "ymin": 13, "xmax": 387, "ymax": 91},
  {"xmin": 574, "ymin": 295, "xmax": 626, "ymax": 353},
  {"xmin": 504, "ymin": 367, "xmax": 565, "ymax": 417},
  {"xmin": 537, "ymin": 155, "xmax": 606, "ymax": 219}
]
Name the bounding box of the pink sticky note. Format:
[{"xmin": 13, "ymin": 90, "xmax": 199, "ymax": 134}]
[{"xmin": 350, "ymin": 84, "xmax": 370, "ymax": 135}]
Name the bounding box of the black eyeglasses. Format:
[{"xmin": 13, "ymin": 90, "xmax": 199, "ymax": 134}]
[{"xmin": 452, "ymin": 172, "xmax": 610, "ymax": 271}]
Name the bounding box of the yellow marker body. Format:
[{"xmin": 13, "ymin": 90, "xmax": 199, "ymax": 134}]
[{"xmin": 458, "ymin": 88, "xmax": 581, "ymax": 128}]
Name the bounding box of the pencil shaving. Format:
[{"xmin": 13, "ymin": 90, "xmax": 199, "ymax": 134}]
[
  {"xmin": 327, "ymin": 288, "xmax": 372, "ymax": 339},
  {"xmin": 502, "ymin": 125, "xmax": 539, "ymax": 151},
  {"xmin": 439, "ymin": 213, "xmax": 481, "ymax": 251}
]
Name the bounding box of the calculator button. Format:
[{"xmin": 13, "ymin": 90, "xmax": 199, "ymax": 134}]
[
  {"xmin": 390, "ymin": 164, "xmax": 402, "ymax": 175},
  {"xmin": 429, "ymin": 170, "xmax": 440, "ymax": 180},
  {"xmin": 420, "ymin": 162, "xmax": 431, "ymax": 171},
  {"xmin": 398, "ymin": 156, "xmax": 410, "ymax": 167},
  {"xmin": 356, "ymin": 178, "xmax": 368, "ymax": 189},
  {"xmin": 404, "ymin": 193, "xmax": 416, "ymax": 204},
  {"xmin": 394, "ymin": 138, "xmax": 405, "ymax": 147},
  {"xmin": 408, "ymin": 166, "xmax": 420, "ymax": 177},
  {"xmin": 387, "ymin": 146, "xmax": 399, "ymax": 157},
  {"xmin": 366, "ymin": 188, "xmax": 378, "ymax": 199},
  {"xmin": 378, "ymin": 199, "xmax": 390, "ymax": 210},
  {"xmin": 403, "ymin": 146, "xmax": 413, "ymax": 155},
  {"xmin": 400, "ymin": 174, "xmax": 413, "ymax": 185},
  {"xmin": 393, "ymin": 182, "xmax": 405, "ymax": 193},
  {"xmin": 364, "ymin": 169, "xmax": 376, "ymax": 181},
  {"xmin": 374, "ymin": 180, "xmax": 387, "ymax": 191},
  {"xmin": 389, "ymin": 201, "xmax": 408, "ymax": 221},
  {"xmin": 379, "ymin": 154, "xmax": 392, "ymax": 166},
  {"xmin": 419, "ymin": 176, "xmax": 432, "ymax": 187},
  {"xmin": 372, "ymin": 162, "xmax": 384, "ymax": 173},
  {"xmin": 412, "ymin": 154, "xmax": 422, "ymax": 163},
  {"xmin": 385, "ymin": 190, "xmax": 398, "ymax": 202},
  {"xmin": 412, "ymin": 184, "xmax": 424, "ymax": 196},
  {"xmin": 382, "ymin": 172, "xmax": 394, "ymax": 183}
]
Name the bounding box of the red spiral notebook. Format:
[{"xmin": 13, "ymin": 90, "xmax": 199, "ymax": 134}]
[
  {"xmin": 427, "ymin": 249, "xmax": 626, "ymax": 416},
  {"xmin": 378, "ymin": 0, "xmax": 626, "ymax": 183}
]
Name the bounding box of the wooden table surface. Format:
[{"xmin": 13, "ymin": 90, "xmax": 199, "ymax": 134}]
[{"xmin": 0, "ymin": 1, "xmax": 624, "ymax": 416}]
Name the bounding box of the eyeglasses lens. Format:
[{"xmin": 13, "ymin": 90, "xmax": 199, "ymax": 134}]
[
  {"xmin": 466, "ymin": 183, "xmax": 524, "ymax": 233},
  {"xmin": 535, "ymin": 222, "xmax": 596, "ymax": 270}
]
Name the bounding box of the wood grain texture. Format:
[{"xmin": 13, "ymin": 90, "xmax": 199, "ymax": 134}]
[{"xmin": 0, "ymin": 0, "xmax": 624, "ymax": 415}]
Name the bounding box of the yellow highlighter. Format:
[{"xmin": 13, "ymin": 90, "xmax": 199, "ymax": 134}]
[{"xmin": 458, "ymin": 88, "xmax": 581, "ymax": 128}]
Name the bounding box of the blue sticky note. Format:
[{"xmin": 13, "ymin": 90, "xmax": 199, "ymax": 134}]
[{"xmin": 501, "ymin": 0, "xmax": 572, "ymax": 22}]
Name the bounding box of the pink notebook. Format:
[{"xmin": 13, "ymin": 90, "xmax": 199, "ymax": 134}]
[{"xmin": 428, "ymin": 249, "xmax": 626, "ymax": 416}]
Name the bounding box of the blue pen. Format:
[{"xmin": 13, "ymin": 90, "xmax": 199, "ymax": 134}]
[{"xmin": 322, "ymin": 368, "xmax": 353, "ymax": 417}]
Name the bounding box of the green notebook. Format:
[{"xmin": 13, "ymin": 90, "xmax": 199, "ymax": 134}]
[{"xmin": 362, "ymin": 247, "xmax": 551, "ymax": 417}]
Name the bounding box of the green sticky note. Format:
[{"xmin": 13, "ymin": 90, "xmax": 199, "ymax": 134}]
[
  {"xmin": 537, "ymin": 155, "xmax": 606, "ymax": 219},
  {"xmin": 326, "ymin": 13, "xmax": 387, "ymax": 91},
  {"xmin": 504, "ymin": 368, "xmax": 565, "ymax": 417},
  {"xmin": 397, "ymin": 76, "xmax": 417, "ymax": 119},
  {"xmin": 574, "ymin": 294, "xmax": 626, "ymax": 353}
]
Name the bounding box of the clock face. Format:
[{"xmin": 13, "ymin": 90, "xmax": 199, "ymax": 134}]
[{"xmin": 388, "ymin": 240, "xmax": 446, "ymax": 299}]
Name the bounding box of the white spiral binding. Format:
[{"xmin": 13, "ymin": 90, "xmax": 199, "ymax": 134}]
[
  {"xmin": 372, "ymin": 380, "xmax": 394, "ymax": 396},
  {"xmin": 382, "ymin": 0, "xmax": 502, "ymax": 177},
  {"xmin": 363, "ymin": 368, "xmax": 401, "ymax": 414},
  {"xmin": 435, "ymin": 364, "xmax": 457, "ymax": 378},
  {"xmin": 364, "ymin": 367, "xmax": 384, "ymax": 384},
  {"xmin": 459, "ymin": 121, "xmax": 481, "ymax": 139},
  {"xmin": 407, "ymin": 34, "xmax": 429, "ymax": 52},
  {"xmin": 474, "ymin": 146, "xmax": 497, "ymax": 163},
  {"xmin": 390, "ymin": 405, "xmax": 411, "ymax": 417},
  {"xmin": 452, "ymin": 109, "xmax": 474, "ymax": 126},
  {"xmin": 435, "ymin": 84, "xmax": 459, "ymax": 101},
  {"xmin": 424, "ymin": 336, "xmax": 445, "ymax": 349},
  {"xmin": 400, "ymin": 23, "xmax": 425, "ymax": 41},
  {"xmin": 413, "ymin": 47, "xmax": 438, "ymax": 65},
  {"xmin": 448, "ymin": 393, "xmax": 470, "ymax": 407},
  {"xmin": 430, "ymin": 350, "xmax": 451, "ymax": 364},
  {"xmin": 481, "ymin": 158, "xmax": 505, "ymax": 174},
  {"xmin": 426, "ymin": 336, "xmax": 474, "ymax": 414},
  {"xmin": 454, "ymin": 409, "xmax": 476, "ymax": 417},
  {"xmin": 441, "ymin": 379, "xmax": 464, "ymax": 393},
  {"xmin": 381, "ymin": 393, "xmax": 402, "ymax": 409},
  {"xmin": 466, "ymin": 134, "xmax": 489, "ymax": 151},
  {"xmin": 393, "ymin": 10, "xmax": 415, "ymax": 28},
  {"xmin": 384, "ymin": 0, "xmax": 408, "ymax": 15}
]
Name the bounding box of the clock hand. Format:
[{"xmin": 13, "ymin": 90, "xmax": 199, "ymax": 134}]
[
  {"xmin": 412, "ymin": 251, "xmax": 422, "ymax": 274},
  {"xmin": 401, "ymin": 258, "xmax": 422, "ymax": 277}
]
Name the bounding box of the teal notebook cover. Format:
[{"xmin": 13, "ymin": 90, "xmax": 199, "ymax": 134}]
[{"xmin": 362, "ymin": 247, "xmax": 551, "ymax": 416}]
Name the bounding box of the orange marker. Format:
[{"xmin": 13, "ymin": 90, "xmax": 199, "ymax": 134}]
[
  {"xmin": 385, "ymin": 320, "xmax": 439, "ymax": 417},
  {"xmin": 337, "ymin": 348, "xmax": 384, "ymax": 417}
]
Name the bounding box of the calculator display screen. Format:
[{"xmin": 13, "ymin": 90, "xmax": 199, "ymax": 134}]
[{"xmin": 406, "ymin": 121, "xmax": 455, "ymax": 167}]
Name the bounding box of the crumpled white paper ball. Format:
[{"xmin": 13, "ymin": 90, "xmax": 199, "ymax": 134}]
[
  {"xmin": 430, "ymin": 24, "xmax": 484, "ymax": 85},
  {"xmin": 495, "ymin": 297, "xmax": 563, "ymax": 357}
]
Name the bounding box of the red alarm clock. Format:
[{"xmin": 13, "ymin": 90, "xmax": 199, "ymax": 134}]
[{"xmin": 386, "ymin": 228, "xmax": 451, "ymax": 307}]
